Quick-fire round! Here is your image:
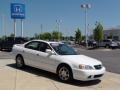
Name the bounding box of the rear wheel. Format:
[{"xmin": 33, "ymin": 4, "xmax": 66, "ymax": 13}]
[
  {"xmin": 0, "ymin": 45, "xmax": 2, "ymax": 51},
  {"xmin": 16, "ymin": 55, "xmax": 25, "ymax": 68},
  {"xmin": 57, "ymin": 65, "xmax": 73, "ymax": 82},
  {"xmin": 105, "ymin": 44, "xmax": 110, "ymax": 48}
]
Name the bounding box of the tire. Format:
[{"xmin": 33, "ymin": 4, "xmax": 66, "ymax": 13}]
[
  {"xmin": 16, "ymin": 55, "xmax": 25, "ymax": 68},
  {"xmin": 105, "ymin": 44, "xmax": 110, "ymax": 48},
  {"xmin": 0, "ymin": 46, "xmax": 2, "ymax": 51},
  {"xmin": 57, "ymin": 65, "xmax": 73, "ymax": 82}
]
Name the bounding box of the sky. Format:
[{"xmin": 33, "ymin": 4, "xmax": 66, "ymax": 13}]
[{"xmin": 0, "ymin": 0, "xmax": 120, "ymax": 37}]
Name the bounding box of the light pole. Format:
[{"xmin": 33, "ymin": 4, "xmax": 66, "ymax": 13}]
[
  {"xmin": 81, "ymin": 4, "xmax": 91, "ymax": 48},
  {"xmin": 14, "ymin": 19, "xmax": 16, "ymax": 38},
  {"xmin": 2, "ymin": 14, "xmax": 6, "ymax": 38},
  {"xmin": 40, "ymin": 24, "xmax": 43, "ymax": 39},
  {"xmin": 21, "ymin": 19, "xmax": 24, "ymax": 37},
  {"xmin": 56, "ymin": 20, "xmax": 62, "ymax": 41}
]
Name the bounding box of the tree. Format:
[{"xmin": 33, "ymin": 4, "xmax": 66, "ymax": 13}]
[
  {"xmin": 52, "ymin": 31, "xmax": 62, "ymax": 40},
  {"xmin": 69, "ymin": 36, "xmax": 74, "ymax": 41},
  {"xmin": 75, "ymin": 28, "xmax": 82, "ymax": 44},
  {"xmin": 93, "ymin": 22, "xmax": 104, "ymax": 41},
  {"xmin": 1, "ymin": 35, "xmax": 7, "ymax": 40},
  {"xmin": 10, "ymin": 33, "xmax": 15, "ymax": 37},
  {"xmin": 41, "ymin": 32, "xmax": 52, "ymax": 40},
  {"xmin": 82, "ymin": 35, "xmax": 85, "ymax": 41}
]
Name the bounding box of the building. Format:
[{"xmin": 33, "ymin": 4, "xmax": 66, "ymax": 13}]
[{"xmin": 104, "ymin": 26, "xmax": 120, "ymax": 40}]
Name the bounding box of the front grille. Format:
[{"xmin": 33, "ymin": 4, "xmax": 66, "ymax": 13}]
[
  {"xmin": 94, "ymin": 65, "xmax": 102, "ymax": 70},
  {"xmin": 94, "ymin": 74, "xmax": 103, "ymax": 78}
]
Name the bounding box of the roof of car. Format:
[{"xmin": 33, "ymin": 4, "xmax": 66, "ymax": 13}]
[{"xmin": 30, "ymin": 39, "xmax": 63, "ymax": 44}]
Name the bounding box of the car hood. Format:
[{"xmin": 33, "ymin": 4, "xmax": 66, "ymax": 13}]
[{"xmin": 61, "ymin": 55, "xmax": 102, "ymax": 65}]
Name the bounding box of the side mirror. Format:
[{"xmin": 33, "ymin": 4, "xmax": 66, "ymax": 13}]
[{"xmin": 46, "ymin": 49, "xmax": 55, "ymax": 55}]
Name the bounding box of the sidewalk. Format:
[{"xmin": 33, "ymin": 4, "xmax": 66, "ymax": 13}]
[{"xmin": 0, "ymin": 59, "xmax": 120, "ymax": 90}]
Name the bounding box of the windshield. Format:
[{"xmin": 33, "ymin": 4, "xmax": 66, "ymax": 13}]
[{"xmin": 50, "ymin": 43, "xmax": 77, "ymax": 55}]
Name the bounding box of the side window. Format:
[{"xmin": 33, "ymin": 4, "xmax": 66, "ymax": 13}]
[
  {"xmin": 106, "ymin": 40, "xmax": 108, "ymax": 42},
  {"xmin": 103, "ymin": 40, "xmax": 106, "ymax": 42},
  {"xmin": 25, "ymin": 41, "xmax": 39, "ymax": 50},
  {"xmin": 38, "ymin": 42, "xmax": 52, "ymax": 52}
]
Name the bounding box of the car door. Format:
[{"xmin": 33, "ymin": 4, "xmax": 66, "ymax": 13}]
[
  {"xmin": 23, "ymin": 41, "xmax": 40, "ymax": 67},
  {"xmin": 35, "ymin": 42, "xmax": 58, "ymax": 72}
]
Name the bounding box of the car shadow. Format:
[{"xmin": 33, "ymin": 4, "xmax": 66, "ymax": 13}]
[
  {"xmin": 0, "ymin": 49, "xmax": 12, "ymax": 52},
  {"xmin": 7, "ymin": 63, "xmax": 101, "ymax": 87}
]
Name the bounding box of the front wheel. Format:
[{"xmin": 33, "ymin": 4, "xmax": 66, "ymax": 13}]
[
  {"xmin": 57, "ymin": 65, "xmax": 73, "ymax": 82},
  {"xmin": 16, "ymin": 55, "xmax": 25, "ymax": 68}
]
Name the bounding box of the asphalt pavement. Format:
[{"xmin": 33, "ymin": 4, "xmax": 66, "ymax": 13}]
[
  {"xmin": 76, "ymin": 48, "xmax": 120, "ymax": 74},
  {"xmin": 0, "ymin": 51, "xmax": 12, "ymax": 59}
]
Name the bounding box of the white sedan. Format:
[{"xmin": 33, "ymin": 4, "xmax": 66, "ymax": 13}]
[{"xmin": 12, "ymin": 40, "xmax": 105, "ymax": 82}]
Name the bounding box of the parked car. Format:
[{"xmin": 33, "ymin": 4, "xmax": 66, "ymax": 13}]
[
  {"xmin": 97, "ymin": 39, "xmax": 118, "ymax": 48},
  {"xmin": 80, "ymin": 40, "xmax": 86, "ymax": 46},
  {"xmin": 0, "ymin": 37, "xmax": 28, "ymax": 51},
  {"xmin": 113, "ymin": 40, "xmax": 120, "ymax": 47},
  {"xmin": 0, "ymin": 39, "xmax": 2, "ymax": 50},
  {"xmin": 61, "ymin": 40, "xmax": 75, "ymax": 47},
  {"xmin": 12, "ymin": 40, "xmax": 105, "ymax": 82},
  {"xmin": 79, "ymin": 40, "xmax": 97, "ymax": 48},
  {"xmin": 88, "ymin": 40, "xmax": 97, "ymax": 47}
]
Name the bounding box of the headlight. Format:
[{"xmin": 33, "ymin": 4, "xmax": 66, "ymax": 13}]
[{"xmin": 79, "ymin": 64, "xmax": 94, "ymax": 70}]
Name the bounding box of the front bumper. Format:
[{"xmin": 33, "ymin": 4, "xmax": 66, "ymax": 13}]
[
  {"xmin": 72, "ymin": 67, "xmax": 106, "ymax": 81},
  {"xmin": 110, "ymin": 43, "xmax": 118, "ymax": 47}
]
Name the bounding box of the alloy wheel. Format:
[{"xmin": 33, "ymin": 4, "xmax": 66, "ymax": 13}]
[
  {"xmin": 16, "ymin": 56, "xmax": 24, "ymax": 68},
  {"xmin": 58, "ymin": 66, "xmax": 70, "ymax": 81}
]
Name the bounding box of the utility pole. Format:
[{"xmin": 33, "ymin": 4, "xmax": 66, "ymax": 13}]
[{"xmin": 81, "ymin": 4, "xmax": 91, "ymax": 48}]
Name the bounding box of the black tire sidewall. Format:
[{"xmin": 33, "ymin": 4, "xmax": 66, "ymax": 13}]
[{"xmin": 16, "ymin": 56, "xmax": 24, "ymax": 68}]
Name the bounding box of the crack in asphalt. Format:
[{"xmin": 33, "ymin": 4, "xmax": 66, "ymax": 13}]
[
  {"xmin": 49, "ymin": 80, "xmax": 59, "ymax": 90},
  {"xmin": 13, "ymin": 69, "xmax": 18, "ymax": 90}
]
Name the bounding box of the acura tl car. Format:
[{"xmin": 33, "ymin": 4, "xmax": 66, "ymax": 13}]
[{"xmin": 12, "ymin": 40, "xmax": 105, "ymax": 82}]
